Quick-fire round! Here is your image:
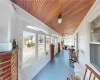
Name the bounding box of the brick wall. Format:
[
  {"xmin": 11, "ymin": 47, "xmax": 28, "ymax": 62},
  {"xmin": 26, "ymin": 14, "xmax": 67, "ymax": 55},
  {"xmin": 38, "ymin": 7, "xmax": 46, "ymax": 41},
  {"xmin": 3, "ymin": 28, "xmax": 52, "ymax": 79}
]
[{"xmin": 0, "ymin": 49, "xmax": 18, "ymax": 80}]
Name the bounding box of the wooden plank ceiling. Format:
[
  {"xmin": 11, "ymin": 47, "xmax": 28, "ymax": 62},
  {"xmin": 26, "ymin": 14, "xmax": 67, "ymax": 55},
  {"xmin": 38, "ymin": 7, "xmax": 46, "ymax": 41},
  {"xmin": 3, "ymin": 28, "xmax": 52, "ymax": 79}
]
[{"xmin": 11, "ymin": 0, "xmax": 95, "ymax": 35}]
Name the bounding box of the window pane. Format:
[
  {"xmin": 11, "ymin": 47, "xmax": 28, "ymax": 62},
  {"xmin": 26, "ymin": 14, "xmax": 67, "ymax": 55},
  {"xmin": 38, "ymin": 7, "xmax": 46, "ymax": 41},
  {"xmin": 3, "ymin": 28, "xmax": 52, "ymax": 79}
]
[
  {"xmin": 55, "ymin": 38, "xmax": 58, "ymax": 54},
  {"xmin": 64, "ymin": 36, "xmax": 73, "ymax": 46},
  {"xmin": 51, "ymin": 37, "xmax": 53, "ymax": 44},
  {"xmin": 23, "ymin": 31, "xmax": 36, "ymax": 68},
  {"xmin": 58, "ymin": 37, "xmax": 61, "ymax": 44},
  {"xmin": 38, "ymin": 34, "xmax": 45, "ymax": 58},
  {"xmin": 90, "ymin": 44, "xmax": 100, "ymax": 71},
  {"xmin": 51, "ymin": 37, "xmax": 55, "ymax": 44},
  {"xmin": 55, "ymin": 38, "xmax": 58, "ymax": 49},
  {"xmin": 46, "ymin": 36, "xmax": 50, "ymax": 53}
]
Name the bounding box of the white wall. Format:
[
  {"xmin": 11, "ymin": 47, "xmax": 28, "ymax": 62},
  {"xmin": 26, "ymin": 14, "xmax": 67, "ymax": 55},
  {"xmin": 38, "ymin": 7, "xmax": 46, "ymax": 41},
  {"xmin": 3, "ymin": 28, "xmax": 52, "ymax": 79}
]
[
  {"xmin": 73, "ymin": 0, "xmax": 100, "ymax": 68},
  {"xmin": 10, "ymin": 3, "xmax": 61, "ymax": 80},
  {"xmin": 0, "ymin": 0, "xmax": 15, "ymax": 51},
  {"xmin": 0, "ymin": 0, "xmax": 14, "ymax": 42}
]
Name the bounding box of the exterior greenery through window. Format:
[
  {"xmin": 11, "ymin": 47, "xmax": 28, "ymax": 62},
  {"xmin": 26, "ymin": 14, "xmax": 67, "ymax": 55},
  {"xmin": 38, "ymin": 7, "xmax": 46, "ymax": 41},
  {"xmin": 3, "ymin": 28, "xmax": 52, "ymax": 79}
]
[
  {"xmin": 23, "ymin": 31, "xmax": 36, "ymax": 68},
  {"xmin": 38, "ymin": 34, "xmax": 45, "ymax": 58},
  {"xmin": 22, "ymin": 30, "xmax": 59, "ymax": 68}
]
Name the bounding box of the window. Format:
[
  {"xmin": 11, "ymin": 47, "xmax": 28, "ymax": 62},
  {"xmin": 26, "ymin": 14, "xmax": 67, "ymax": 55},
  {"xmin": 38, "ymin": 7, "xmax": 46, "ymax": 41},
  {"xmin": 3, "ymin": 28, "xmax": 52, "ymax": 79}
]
[
  {"xmin": 53, "ymin": 38, "xmax": 55, "ymax": 45},
  {"xmin": 55, "ymin": 38, "xmax": 58, "ymax": 48},
  {"xmin": 46, "ymin": 36, "xmax": 50, "ymax": 53},
  {"xmin": 55, "ymin": 38, "xmax": 58, "ymax": 54},
  {"xmin": 23, "ymin": 31, "xmax": 36, "ymax": 68},
  {"xmin": 55, "ymin": 38, "xmax": 57, "ymax": 46},
  {"xmin": 90, "ymin": 44, "xmax": 100, "ymax": 72},
  {"xmin": 64, "ymin": 36, "xmax": 74, "ymax": 46},
  {"xmin": 58, "ymin": 37, "xmax": 61, "ymax": 44},
  {"xmin": 51, "ymin": 37, "xmax": 55, "ymax": 45},
  {"xmin": 51, "ymin": 37, "xmax": 53, "ymax": 44},
  {"xmin": 38, "ymin": 34, "xmax": 45, "ymax": 58}
]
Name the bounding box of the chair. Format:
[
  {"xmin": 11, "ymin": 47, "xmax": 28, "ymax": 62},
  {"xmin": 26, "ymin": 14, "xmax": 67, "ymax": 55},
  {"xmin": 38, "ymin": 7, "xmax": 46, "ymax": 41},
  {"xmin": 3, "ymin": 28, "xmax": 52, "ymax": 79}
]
[
  {"xmin": 69, "ymin": 50, "xmax": 79, "ymax": 67},
  {"xmin": 67, "ymin": 64, "xmax": 100, "ymax": 80}
]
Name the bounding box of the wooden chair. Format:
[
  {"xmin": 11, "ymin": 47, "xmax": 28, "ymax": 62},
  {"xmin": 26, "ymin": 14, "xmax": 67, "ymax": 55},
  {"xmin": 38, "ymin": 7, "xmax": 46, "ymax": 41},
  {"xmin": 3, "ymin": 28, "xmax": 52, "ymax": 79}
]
[
  {"xmin": 69, "ymin": 50, "xmax": 79, "ymax": 67},
  {"xmin": 67, "ymin": 64, "xmax": 100, "ymax": 80}
]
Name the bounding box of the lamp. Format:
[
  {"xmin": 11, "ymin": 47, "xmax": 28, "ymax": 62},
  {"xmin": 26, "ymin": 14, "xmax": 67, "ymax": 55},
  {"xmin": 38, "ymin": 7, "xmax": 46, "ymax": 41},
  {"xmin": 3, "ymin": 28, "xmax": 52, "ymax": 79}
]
[{"xmin": 58, "ymin": 14, "xmax": 62, "ymax": 24}]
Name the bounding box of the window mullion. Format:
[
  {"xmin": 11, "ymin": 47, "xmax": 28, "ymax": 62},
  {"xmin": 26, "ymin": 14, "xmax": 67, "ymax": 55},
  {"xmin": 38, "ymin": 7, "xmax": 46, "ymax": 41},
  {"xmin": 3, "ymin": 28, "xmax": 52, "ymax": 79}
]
[
  {"xmin": 44, "ymin": 36, "xmax": 46, "ymax": 54},
  {"xmin": 35, "ymin": 34, "xmax": 38, "ymax": 60}
]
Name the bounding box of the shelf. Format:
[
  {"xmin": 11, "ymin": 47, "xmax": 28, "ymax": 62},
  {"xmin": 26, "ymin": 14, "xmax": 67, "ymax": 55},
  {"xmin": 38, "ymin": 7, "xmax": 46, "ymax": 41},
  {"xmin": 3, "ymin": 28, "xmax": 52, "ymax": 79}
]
[{"xmin": 90, "ymin": 42, "xmax": 100, "ymax": 45}]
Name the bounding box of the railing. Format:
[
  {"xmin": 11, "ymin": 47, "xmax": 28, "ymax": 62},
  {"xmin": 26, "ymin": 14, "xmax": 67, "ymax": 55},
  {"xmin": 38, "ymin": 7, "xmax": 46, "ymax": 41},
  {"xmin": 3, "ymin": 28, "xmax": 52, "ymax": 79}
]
[
  {"xmin": 67, "ymin": 64, "xmax": 100, "ymax": 80},
  {"xmin": 83, "ymin": 64, "xmax": 100, "ymax": 80}
]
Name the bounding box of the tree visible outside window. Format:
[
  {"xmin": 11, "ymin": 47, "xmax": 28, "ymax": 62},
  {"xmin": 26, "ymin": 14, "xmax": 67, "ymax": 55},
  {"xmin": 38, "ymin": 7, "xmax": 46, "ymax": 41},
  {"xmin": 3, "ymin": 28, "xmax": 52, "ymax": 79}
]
[
  {"xmin": 23, "ymin": 31, "xmax": 36, "ymax": 68},
  {"xmin": 46, "ymin": 36, "xmax": 50, "ymax": 53},
  {"xmin": 38, "ymin": 34, "xmax": 45, "ymax": 58},
  {"xmin": 51, "ymin": 37, "xmax": 55, "ymax": 45}
]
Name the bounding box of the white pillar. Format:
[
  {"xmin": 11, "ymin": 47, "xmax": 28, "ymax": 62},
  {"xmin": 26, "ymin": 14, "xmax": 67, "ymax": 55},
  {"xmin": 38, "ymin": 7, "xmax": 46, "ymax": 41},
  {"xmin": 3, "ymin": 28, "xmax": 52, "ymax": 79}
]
[
  {"xmin": 44, "ymin": 36, "xmax": 46, "ymax": 54},
  {"xmin": 0, "ymin": 1, "xmax": 14, "ymax": 52},
  {"xmin": 35, "ymin": 34, "xmax": 38, "ymax": 60}
]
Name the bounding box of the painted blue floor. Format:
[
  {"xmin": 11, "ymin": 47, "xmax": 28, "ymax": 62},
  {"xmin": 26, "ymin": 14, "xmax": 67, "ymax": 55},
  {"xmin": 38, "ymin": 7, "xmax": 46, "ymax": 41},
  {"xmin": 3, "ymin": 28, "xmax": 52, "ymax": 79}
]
[{"xmin": 33, "ymin": 50, "xmax": 74, "ymax": 80}]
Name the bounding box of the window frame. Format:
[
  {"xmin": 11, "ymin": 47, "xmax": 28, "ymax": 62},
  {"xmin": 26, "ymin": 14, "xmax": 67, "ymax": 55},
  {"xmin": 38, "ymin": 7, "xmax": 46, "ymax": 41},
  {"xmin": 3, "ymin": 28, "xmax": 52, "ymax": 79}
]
[
  {"xmin": 21, "ymin": 27, "xmax": 60, "ymax": 68},
  {"xmin": 38, "ymin": 34, "xmax": 45, "ymax": 59},
  {"xmin": 22, "ymin": 30, "xmax": 36, "ymax": 68}
]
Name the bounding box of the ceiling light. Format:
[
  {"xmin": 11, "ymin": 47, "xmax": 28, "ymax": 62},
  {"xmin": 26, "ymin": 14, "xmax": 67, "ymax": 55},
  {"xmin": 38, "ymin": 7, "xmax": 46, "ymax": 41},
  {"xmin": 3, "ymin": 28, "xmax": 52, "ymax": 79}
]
[
  {"xmin": 58, "ymin": 14, "xmax": 62, "ymax": 24},
  {"xmin": 26, "ymin": 26, "xmax": 49, "ymax": 34},
  {"xmin": 26, "ymin": 26, "xmax": 40, "ymax": 31},
  {"xmin": 40, "ymin": 29, "xmax": 49, "ymax": 34},
  {"xmin": 51, "ymin": 34, "xmax": 58, "ymax": 37}
]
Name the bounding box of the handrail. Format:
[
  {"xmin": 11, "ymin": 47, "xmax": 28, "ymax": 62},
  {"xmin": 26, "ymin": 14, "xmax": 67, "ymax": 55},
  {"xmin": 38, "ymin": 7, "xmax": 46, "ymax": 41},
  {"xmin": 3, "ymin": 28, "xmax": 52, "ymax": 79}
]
[{"xmin": 67, "ymin": 64, "xmax": 100, "ymax": 80}]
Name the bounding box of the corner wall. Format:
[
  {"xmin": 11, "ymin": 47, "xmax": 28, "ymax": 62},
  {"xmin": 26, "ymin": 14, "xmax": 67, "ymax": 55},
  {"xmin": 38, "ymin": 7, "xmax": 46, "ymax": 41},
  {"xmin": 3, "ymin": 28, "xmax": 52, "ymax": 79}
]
[{"xmin": 73, "ymin": 0, "xmax": 100, "ymax": 67}]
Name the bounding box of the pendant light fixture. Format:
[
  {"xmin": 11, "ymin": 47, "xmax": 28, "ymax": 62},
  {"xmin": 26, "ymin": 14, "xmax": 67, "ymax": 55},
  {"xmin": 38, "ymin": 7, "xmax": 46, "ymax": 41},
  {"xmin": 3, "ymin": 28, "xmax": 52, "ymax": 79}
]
[{"xmin": 58, "ymin": 14, "xmax": 62, "ymax": 24}]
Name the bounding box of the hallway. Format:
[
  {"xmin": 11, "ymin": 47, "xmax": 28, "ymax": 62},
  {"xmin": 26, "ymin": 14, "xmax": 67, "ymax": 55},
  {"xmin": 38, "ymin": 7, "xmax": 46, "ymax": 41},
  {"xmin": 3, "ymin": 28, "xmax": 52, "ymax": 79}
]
[{"xmin": 33, "ymin": 50, "xmax": 74, "ymax": 80}]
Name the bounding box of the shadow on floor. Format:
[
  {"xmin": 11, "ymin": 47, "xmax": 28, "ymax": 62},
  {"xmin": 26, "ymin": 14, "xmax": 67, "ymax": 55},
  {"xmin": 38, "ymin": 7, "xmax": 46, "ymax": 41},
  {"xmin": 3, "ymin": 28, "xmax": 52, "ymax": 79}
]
[{"xmin": 33, "ymin": 50, "xmax": 74, "ymax": 80}]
